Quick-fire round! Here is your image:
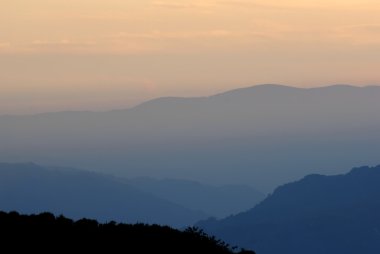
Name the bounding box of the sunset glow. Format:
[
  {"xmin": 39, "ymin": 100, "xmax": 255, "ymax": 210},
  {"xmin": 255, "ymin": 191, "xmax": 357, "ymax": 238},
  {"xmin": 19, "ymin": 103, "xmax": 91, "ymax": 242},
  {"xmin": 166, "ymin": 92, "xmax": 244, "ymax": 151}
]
[{"xmin": 1, "ymin": 0, "xmax": 380, "ymax": 114}]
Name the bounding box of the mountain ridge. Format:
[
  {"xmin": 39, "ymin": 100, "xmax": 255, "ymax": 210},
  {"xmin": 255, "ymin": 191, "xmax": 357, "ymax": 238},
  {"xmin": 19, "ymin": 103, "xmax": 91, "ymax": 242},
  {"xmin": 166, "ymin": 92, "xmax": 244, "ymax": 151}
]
[
  {"xmin": 1, "ymin": 84, "xmax": 379, "ymax": 117},
  {"xmin": 197, "ymin": 165, "xmax": 380, "ymax": 254},
  {"xmin": 1, "ymin": 84, "xmax": 379, "ymax": 191},
  {"xmin": 0, "ymin": 162, "xmax": 208, "ymax": 228}
]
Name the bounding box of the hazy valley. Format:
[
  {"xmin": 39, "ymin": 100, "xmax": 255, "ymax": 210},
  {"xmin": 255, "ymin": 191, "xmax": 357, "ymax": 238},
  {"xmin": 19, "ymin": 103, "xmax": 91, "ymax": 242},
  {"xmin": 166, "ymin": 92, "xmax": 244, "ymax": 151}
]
[
  {"xmin": 1, "ymin": 84, "xmax": 380, "ymax": 253},
  {"xmin": 1, "ymin": 85, "xmax": 379, "ymax": 191}
]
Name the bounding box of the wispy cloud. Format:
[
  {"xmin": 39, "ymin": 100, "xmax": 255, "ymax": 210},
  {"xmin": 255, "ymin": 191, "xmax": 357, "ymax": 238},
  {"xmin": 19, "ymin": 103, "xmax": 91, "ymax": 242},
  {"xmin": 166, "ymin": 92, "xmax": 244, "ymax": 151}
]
[
  {"xmin": 217, "ymin": 0, "xmax": 296, "ymax": 10},
  {"xmin": 347, "ymin": 24, "xmax": 380, "ymax": 34},
  {"xmin": 151, "ymin": 0, "xmax": 287, "ymax": 10},
  {"xmin": 151, "ymin": 1, "xmax": 214, "ymax": 9},
  {"xmin": 333, "ymin": 24, "xmax": 380, "ymax": 45},
  {"xmin": 28, "ymin": 38, "xmax": 165, "ymax": 55},
  {"xmin": 22, "ymin": 39, "xmax": 98, "ymax": 53},
  {"xmin": 30, "ymin": 39, "xmax": 95, "ymax": 47},
  {"xmin": 0, "ymin": 42, "xmax": 11, "ymax": 49},
  {"xmin": 0, "ymin": 40, "xmax": 102, "ymax": 55},
  {"xmin": 109, "ymin": 30, "xmax": 235, "ymax": 40},
  {"xmin": 103, "ymin": 28, "xmax": 280, "ymax": 55},
  {"xmin": 217, "ymin": 0, "xmax": 380, "ymax": 12}
]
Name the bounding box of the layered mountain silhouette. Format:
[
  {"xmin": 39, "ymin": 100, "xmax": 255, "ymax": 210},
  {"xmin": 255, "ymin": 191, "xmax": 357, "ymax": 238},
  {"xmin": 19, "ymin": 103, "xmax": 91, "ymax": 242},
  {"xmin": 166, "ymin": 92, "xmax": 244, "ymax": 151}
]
[
  {"xmin": 197, "ymin": 165, "xmax": 380, "ymax": 254},
  {"xmin": 0, "ymin": 162, "xmax": 208, "ymax": 228},
  {"xmin": 1, "ymin": 85, "xmax": 380, "ymax": 190},
  {"xmin": 128, "ymin": 177, "xmax": 264, "ymax": 218},
  {"xmin": 0, "ymin": 211, "xmax": 255, "ymax": 254},
  {"xmin": 0, "ymin": 162, "xmax": 263, "ymax": 225}
]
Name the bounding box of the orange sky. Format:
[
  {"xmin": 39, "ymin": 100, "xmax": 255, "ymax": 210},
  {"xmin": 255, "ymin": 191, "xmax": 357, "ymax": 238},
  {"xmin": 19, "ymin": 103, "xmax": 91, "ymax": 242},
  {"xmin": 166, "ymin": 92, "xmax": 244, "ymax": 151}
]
[{"xmin": 1, "ymin": 0, "xmax": 380, "ymax": 114}]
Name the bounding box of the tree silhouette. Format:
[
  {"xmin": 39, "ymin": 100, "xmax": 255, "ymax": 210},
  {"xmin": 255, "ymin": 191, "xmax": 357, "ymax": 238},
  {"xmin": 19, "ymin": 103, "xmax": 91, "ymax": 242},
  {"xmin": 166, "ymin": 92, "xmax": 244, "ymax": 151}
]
[{"xmin": 0, "ymin": 211, "xmax": 255, "ymax": 254}]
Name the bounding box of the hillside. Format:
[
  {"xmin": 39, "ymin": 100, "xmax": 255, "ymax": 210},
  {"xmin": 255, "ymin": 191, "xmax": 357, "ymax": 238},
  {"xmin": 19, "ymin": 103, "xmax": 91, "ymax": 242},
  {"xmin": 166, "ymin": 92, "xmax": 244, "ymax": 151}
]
[
  {"xmin": 0, "ymin": 163, "xmax": 207, "ymax": 228},
  {"xmin": 197, "ymin": 165, "xmax": 380, "ymax": 254},
  {"xmin": 128, "ymin": 177, "xmax": 264, "ymax": 218}
]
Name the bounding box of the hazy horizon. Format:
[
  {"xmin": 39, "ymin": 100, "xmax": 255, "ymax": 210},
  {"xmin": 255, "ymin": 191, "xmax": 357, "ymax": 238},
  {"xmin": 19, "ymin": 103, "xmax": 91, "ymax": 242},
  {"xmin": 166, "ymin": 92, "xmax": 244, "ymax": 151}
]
[
  {"xmin": 1, "ymin": 83, "xmax": 379, "ymax": 115},
  {"xmin": 2, "ymin": 84, "xmax": 379, "ymax": 191},
  {"xmin": 2, "ymin": 0, "xmax": 380, "ymax": 114}
]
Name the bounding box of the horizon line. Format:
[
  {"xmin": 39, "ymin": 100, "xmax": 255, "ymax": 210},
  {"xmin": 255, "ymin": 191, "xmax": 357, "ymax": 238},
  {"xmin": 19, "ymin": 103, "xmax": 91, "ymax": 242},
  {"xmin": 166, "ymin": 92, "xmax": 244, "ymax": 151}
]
[{"xmin": 1, "ymin": 83, "xmax": 379, "ymax": 117}]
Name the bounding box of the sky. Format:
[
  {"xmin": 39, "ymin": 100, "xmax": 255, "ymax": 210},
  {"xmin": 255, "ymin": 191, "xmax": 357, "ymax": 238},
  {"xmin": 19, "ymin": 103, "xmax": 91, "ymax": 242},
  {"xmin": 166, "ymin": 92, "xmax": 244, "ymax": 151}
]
[{"xmin": 1, "ymin": 0, "xmax": 380, "ymax": 114}]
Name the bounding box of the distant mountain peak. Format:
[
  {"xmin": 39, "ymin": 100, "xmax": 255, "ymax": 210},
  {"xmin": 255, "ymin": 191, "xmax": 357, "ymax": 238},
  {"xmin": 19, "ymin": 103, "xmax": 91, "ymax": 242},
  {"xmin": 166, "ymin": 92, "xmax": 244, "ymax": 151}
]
[
  {"xmin": 128, "ymin": 84, "xmax": 380, "ymax": 112},
  {"xmin": 210, "ymin": 84, "xmax": 300, "ymax": 98}
]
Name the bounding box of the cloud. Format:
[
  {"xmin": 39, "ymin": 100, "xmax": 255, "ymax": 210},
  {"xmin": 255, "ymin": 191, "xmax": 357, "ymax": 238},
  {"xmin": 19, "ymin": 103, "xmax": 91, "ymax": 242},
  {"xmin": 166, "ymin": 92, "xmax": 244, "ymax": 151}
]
[
  {"xmin": 104, "ymin": 28, "xmax": 279, "ymax": 54},
  {"xmin": 347, "ymin": 24, "xmax": 380, "ymax": 34},
  {"xmin": 151, "ymin": 0, "xmax": 292, "ymax": 11},
  {"xmin": 1, "ymin": 39, "xmax": 152, "ymax": 55},
  {"xmin": 0, "ymin": 42, "xmax": 11, "ymax": 47},
  {"xmin": 333, "ymin": 24, "xmax": 380, "ymax": 45},
  {"xmin": 216, "ymin": 0, "xmax": 377, "ymax": 12},
  {"xmin": 217, "ymin": 0, "xmax": 296, "ymax": 10},
  {"xmin": 0, "ymin": 39, "xmax": 117, "ymax": 55},
  {"xmin": 106, "ymin": 30, "xmax": 238, "ymax": 53},
  {"xmin": 78, "ymin": 13, "xmax": 137, "ymax": 21},
  {"xmin": 31, "ymin": 39, "xmax": 93, "ymax": 46},
  {"xmin": 7, "ymin": 30, "xmax": 249, "ymax": 55},
  {"xmin": 21, "ymin": 39, "xmax": 98, "ymax": 53},
  {"xmin": 0, "ymin": 42, "xmax": 11, "ymax": 51},
  {"xmin": 151, "ymin": 1, "xmax": 214, "ymax": 9},
  {"xmin": 109, "ymin": 30, "xmax": 235, "ymax": 40}
]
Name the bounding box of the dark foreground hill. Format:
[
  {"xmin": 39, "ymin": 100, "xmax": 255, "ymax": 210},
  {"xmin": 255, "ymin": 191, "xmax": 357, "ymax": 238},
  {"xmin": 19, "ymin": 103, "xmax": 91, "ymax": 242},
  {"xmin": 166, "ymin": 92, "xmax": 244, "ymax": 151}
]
[
  {"xmin": 0, "ymin": 211, "xmax": 254, "ymax": 254},
  {"xmin": 198, "ymin": 165, "xmax": 380, "ymax": 254}
]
